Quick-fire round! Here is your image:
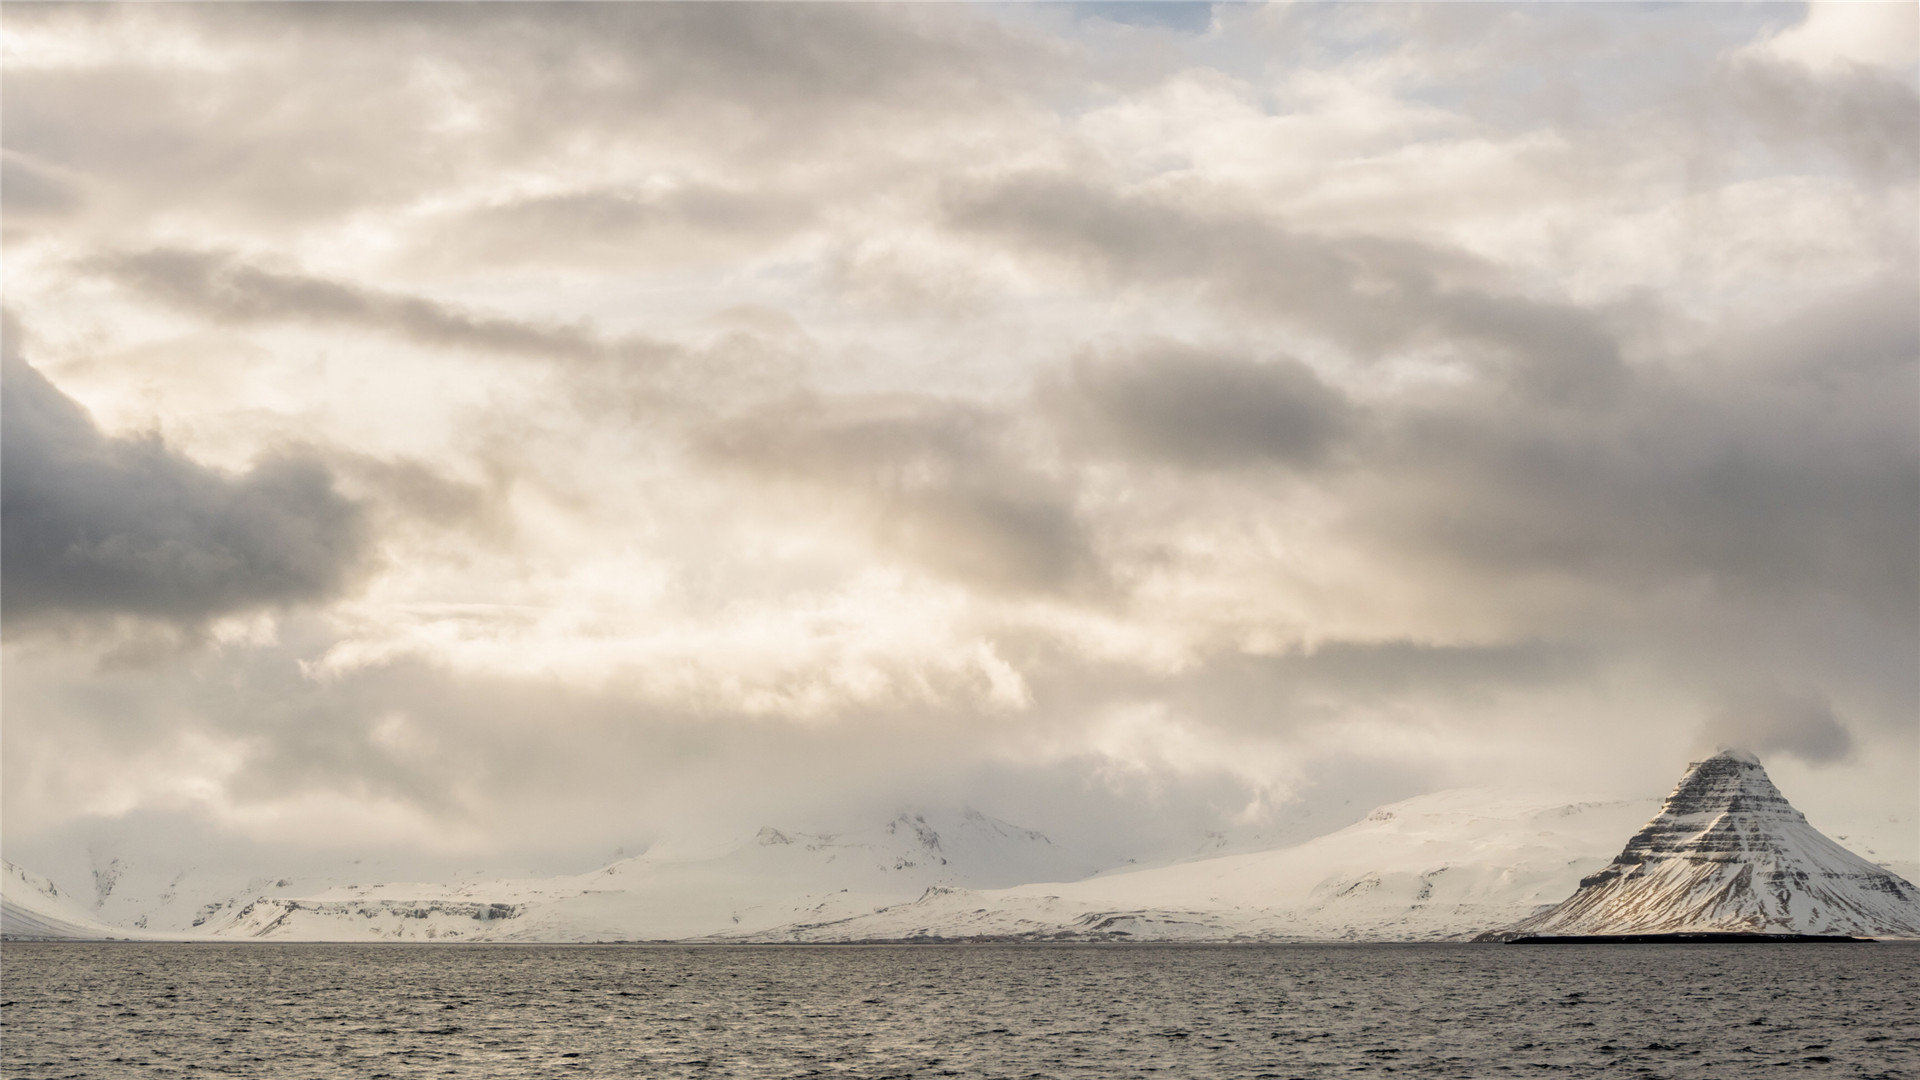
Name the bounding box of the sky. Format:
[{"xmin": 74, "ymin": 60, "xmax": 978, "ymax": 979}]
[{"xmin": 3, "ymin": 1, "xmax": 1916, "ymax": 882}]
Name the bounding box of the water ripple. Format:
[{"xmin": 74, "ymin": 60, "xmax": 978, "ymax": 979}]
[{"xmin": 2, "ymin": 942, "xmax": 1915, "ymax": 1079}]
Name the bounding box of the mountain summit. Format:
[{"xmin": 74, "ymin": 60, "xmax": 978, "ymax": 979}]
[{"xmin": 1488, "ymin": 749, "xmax": 1920, "ymax": 939}]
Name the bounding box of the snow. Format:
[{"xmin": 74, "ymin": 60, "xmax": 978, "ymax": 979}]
[
  {"xmin": 1490, "ymin": 749, "xmax": 1920, "ymax": 939},
  {"xmin": 1, "ymin": 860, "xmax": 149, "ymax": 940},
  {"xmin": 150, "ymin": 808, "xmax": 1111, "ymax": 942},
  {"xmin": 740, "ymin": 789, "xmax": 1661, "ymax": 942},
  {"xmin": 8, "ymin": 759, "xmax": 1914, "ymax": 942}
]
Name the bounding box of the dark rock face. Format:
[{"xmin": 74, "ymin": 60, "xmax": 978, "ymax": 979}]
[{"xmin": 1487, "ymin": 749, "xmax": 1920, "ymax": 940}]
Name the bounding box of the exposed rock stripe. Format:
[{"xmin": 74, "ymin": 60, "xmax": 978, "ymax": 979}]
[{"xmin": 1490, "ymin": 749, "xmax": 1920, "ymax": 939}]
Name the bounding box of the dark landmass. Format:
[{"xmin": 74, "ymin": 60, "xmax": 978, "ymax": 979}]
[{"xmin": 1505, "ymin": 932, "xmax": 1869, "ymax": 945}]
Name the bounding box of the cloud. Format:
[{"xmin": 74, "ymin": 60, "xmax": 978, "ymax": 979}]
[
  {"xmin": 1749, "ymin": 2, "xmax": 1919, "ymax": 74},
  {"xmin": 1722, "ymin": 51, "xmax": 1920, "ymax": 181},
  {"xmin": 95, "ymin": 248, "xmax": 629, "ymax": 364},
  {"xmin": 407, "ymin": 184, "xmax": 818, "ymax": 272},
  {"xmin": 946, "ymin": 173, "xmax": 1625, "ymax": 402},
  {"xmin": 1055, "ymin": 344, "xmax": 1353, "ymax": 469},
  {"xmin": 0, "ymin": 150, "xmax": 83, "ymax": 221},
  {"xmin": 1697, "ymin": 689, "xmax": 1855, "ymax": 767},
  {"xmin": 0, "ymin": 3, "xmax": 1049, "ymax": 234},
  {"xmin": 1354, "ymin": 282, "xmax": 1920, "ymax": 617},
  {"xmin": 0, "ymin": 326, "xmax": 370, "ymax": 631},
  {"xmin": 2, "ymin": 3, "xmax": 1914, "ymax": 878},
  {"xmin": 1075, "ymin": 3, "xmax": 1215, "ymax": 34},
  {"xmin": 700, "ymin": 393, "xmax": 1103, "ymax": 598}
]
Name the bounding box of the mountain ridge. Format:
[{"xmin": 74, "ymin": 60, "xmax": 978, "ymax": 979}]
[{"xmin": 7, "ymin": 769, "xmax": 1914, "ymax": 942}]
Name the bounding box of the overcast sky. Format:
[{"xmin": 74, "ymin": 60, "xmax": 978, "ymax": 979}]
[{"xmin": 4, "ymin": 1, "xmax": 1916, "ymax": 879}]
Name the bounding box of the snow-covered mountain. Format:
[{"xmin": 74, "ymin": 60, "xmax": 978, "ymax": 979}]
[
  {"xmin": 738, "ymin": 789, "xmax": 1663, "ymax": 942},
  {"xmin": 0, "ymin": 859, "xmax": 145, "ymax": 940},
  {"xmin": 35, "ymin": 849, "xmax": 501, "ymax": 936},
  {"xmin": 86, "ymin": 854, "xmax": 310, "ymax": 934},
  {"xmin": 1487, "ymin": 749, "xmax": 1920, "ymax": 939},
  {"xmin": 8, "ymin": 769, "xmax": 1911, "ymax": 942},
  {"xmin": 192, "ymin": 808, "xmax": 1104, "ymax": 941}
]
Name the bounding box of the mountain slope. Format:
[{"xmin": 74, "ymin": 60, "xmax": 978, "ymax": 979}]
[
  {"xmin": 1, "ymin": 860, "xmax": 142, "ymax": 940},
  {"xmin": 1491, "ymin": 749, "xmax": 1920, "ymax": 939},
  {"xmin": 195, "ymin": 809, "xmax": 1103, "ymax": 941},
  {"xmin": 23, "ymin": 767, "xmax": 1912, "ymax": 943},
  {"xmin": 742, "ymin": 789, "xmax": 1662, "ymax": 942}
]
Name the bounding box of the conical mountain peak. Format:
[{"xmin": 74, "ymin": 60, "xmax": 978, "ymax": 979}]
[
  {"xmin": 1490, "ymin": 750, "xmax": 1920, "ymax": 939},
  {"xmin": 1626, "ymin": 749, "xmax": 1805, "ymax": 862}
]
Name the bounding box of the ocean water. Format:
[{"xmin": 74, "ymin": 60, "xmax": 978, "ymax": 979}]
[{"xmin": 3, "ymin": 942, "xmax": 1914, "ymax": 1079}]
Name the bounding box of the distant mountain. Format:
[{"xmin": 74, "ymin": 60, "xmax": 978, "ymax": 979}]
[
  {"xmin": 192, "ymin": 808, "xmax": 1105, "ymax": 941},
  {"xmin": 0, "ymin": 860, "xmax": 139, "ymax": 940},
  {"xmin": 741, "ymin": 789, "xmax": 1662, "ymax": 942},
  {"xmin": 9, "ymin": 770, "xmax": 1912, "ymax": 942},
  {"xmin": 1486, "ymin": 749, "xmax": 1920, "ymax": 940}
]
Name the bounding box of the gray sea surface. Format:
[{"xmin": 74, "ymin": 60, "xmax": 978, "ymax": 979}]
[{"xmin": 2, "ymin": 942, "xmax": 1915, "ymax": 1079}]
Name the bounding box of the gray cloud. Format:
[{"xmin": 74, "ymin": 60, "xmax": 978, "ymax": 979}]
[
  {"xmin": 946, "ymin": 173, "xmax": 1626, "ymax": 403},
  {"xmin": 1722, "ymin": 54, "xmax": 1920, "ymax": 182},
  {"xmin": 96, "ymin": 248, "xmax": 636, "ymax": 365},
  {"xmin": 1055, "ymin": 344, "xmax": 1354, "ymax": 469},
  {"xmin": 0, "ymin": 150, "xmax": 83, "ymax": 221},
  {"xmin": 1, "ymin": 328, "xmax": 370, "ymax": 631},
  {"xmin": 995, "ymin": 630, "xmax": 1594, "ymax": 745},
  {"xmin": 701, "ymin": 394, "xmax": 1102, "ymax": 597},
  {"xmin": 1074, "ymin": 3, "xmax": 1215, "ymax": 34},
  {"xmin": 95, "ymin": 248, "xmax": 717, "ymax": 428},
  {"xmin": 1, "ymin": 3, "xmax": 1045, "ymax": 233},
  {"xmin": 1360, "ymin": 284, "xmax": 1920, "ymax": 618},
  {"xmin": 1697, "ymin": 689, "xmax": 1856, "ymax": 767},
  {"xmin": 411, "ymin": 184, "xmax": 817, "ymax": 272}
]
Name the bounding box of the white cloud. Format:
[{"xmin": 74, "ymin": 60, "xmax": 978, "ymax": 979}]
[{"xmin": 1755, "ymin": 2, "xmax": 1920, "ymax": 73}]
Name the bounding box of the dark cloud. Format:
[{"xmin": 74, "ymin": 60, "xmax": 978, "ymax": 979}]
[
  {"xmin": 1, "ymin": 328, "xmax": 369, "ymax": 631},
  {"xmin": 946, "ymin": 173, "xmax": 1625, "ymax": 403},
  {"xmin": 1055, "ymin": 344, "xmax": 1353, "ymax": 469},
  {"xmin": 95, "ymin": 248, "xmax": 629, "ymax": 364},
  {"xmin": 1359, "ymin": 286, "xmax": 1920, "ymax": 618},
  {"xmin": 1697, "ymin": 689, "xmax": 1856, "ymax": 767},
  {"xmin": 701, "ymin": 394, "xmax": 1102, "ymax": 597},
  {"xmin": 326, "ymin": 453, "xmax": 515, "ymax": 552}
]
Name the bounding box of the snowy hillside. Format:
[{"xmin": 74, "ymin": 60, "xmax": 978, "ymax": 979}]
[
  {"xmin": 1490, "ymin": 749, "xmax": 1920, "ymax": 939},
  {"xmin": 740, "ymin": 790, "xmax": 1662, "ymax": 942},
  {"xmin": 11, "ymin": 774, "xmax": 1911, "ymax": 943},
  {"xmin": 193, "ymin": 809, "xmax": 1105, "ymax": 941},
  {"xmin": 1, "ymin": 860, "xmax": 143, "ymax": 940}
]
